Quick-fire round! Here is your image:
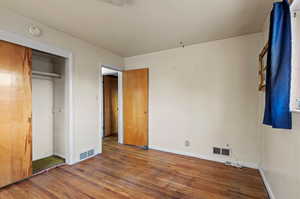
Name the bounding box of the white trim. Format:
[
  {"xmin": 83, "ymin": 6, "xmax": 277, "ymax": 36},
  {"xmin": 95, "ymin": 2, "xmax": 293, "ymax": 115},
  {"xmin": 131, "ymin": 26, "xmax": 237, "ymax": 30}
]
[
  {"xmin": 291, "ymin": 0, "xmax": 300, "ymax": 11},
  {"xmin": 102, "ymin": 64, "xmax": 123, "ymax": 72},
  {"xmin": 53, "ymin": 153, "xmax": 66, "ymax": 159},
  {"xmin": 259, "ymin": 168, "xmax": 276, "ymax": 199},
  {"xmin": 0, "ymin": 29, "xmax": 75, "ymax": 165},
  {"xmin": 70, "ymin": 152, "xmax": 100, "ymax": 165},
  {"xmin": 291, "ymin": 109, "xmax": 300, "ymax": 113},
  {"xmin": 149, "ymin": 145, "xmax": 259, "ymax": 169},
  {"xmin": 65, "ymin": 55, "xmax": 74, "ymax": 164},
  {"xmin": 0, "ymin": 30, "xmax": 70, "ymax": 58},
  {"xmin": 290, "ymin": 9, "xmax": 295, "ymax": 112},
  {"xmin": 98, "ymin": 66, "xmax": 104, "ymax": 141},
  {"xmin": 118, "ymin": 72, "xmax": 124, "ymax": 144}
]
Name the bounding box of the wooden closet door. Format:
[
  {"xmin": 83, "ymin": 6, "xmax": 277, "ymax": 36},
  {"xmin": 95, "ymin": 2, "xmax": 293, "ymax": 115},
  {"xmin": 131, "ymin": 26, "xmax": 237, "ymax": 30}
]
[
  {"xmin": 0, "ymin": 40, "xmax": 32, "ymax": 187},
  {"xmin": 123, "ymin": 68, "xmax": 148, "ymax": 147}
]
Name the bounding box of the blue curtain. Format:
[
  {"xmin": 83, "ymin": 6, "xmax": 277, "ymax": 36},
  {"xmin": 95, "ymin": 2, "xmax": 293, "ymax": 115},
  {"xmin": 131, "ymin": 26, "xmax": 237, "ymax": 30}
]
[{"xmin": 263, "ymin": 0, "xmax": 292, "ymax": 129}]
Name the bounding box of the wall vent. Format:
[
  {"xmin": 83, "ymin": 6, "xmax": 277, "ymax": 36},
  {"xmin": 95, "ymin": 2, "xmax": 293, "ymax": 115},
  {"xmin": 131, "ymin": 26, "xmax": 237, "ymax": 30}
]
[
  {"xmin": 213, "ymin": 147, "xmax": 221, "ymax": 154},
  {"xmin": 221, "ymin": 148, "xmax": 230, "ymax": 156},
  {"xmin": 80, "ymin": 149, "xmax": 95, "ymax": 160},
  {"xmin": 88, "ymin": 149, "xmax": 95, "ymax": 157},
  {"xmin": 80, "ymin": 152, "xmax": 88, "ymax": 160}
]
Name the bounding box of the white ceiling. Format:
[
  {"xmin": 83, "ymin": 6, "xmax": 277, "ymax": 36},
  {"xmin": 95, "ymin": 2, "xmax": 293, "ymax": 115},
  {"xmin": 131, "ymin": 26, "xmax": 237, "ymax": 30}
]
[{"xmin": 1, "ymin": 0, "xmax": 273, "ymax": 57}]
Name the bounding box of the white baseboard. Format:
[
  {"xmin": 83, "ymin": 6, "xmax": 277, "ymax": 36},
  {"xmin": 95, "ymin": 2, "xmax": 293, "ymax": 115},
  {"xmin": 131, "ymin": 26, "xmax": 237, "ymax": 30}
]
[
  {"xmin": 70, "ymin": 152, "xmax": 100, "ymax": 165},
  {"xmin": 259, "ymin": 168, "xmax": 275, "ymax": 199},
  {"xmin": 149, "ymin": 145, "xmax": 258, "ymax": 169},
  {"xmin": 53, "ymin": 153, "xmax": 66, "ymax": 159}
]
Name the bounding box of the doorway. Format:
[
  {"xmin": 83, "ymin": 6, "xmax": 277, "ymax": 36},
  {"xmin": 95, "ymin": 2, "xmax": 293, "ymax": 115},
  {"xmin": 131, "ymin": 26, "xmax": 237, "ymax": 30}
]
[
  {"xmin": 31, "ymin": 50, "xmax": 67, "ymax": 174},
  {"xmin": 100, "ymin": 66, "xmax": 149, "ymax": 150},
  {"xmin": 102, "ymin": 67, "xmax": 119, "ymax": 143}
]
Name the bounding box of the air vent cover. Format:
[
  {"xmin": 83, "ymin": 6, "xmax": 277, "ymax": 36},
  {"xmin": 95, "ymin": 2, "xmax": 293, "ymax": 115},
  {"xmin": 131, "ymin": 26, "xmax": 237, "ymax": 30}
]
[
  {"xmin": 88, "ymin": 149, "xmax": 95, "ymax": 156},
  {"xmin": 80, "ymin": 152, "xmax": 88, "ymax": 160},
  {"xmin": 213, "ymin": 147, "xmax": 221, "ymax": 154},
  {"xmin": 80, "ymin": 149, "xmax": 95, "ymax": 160},
  {"xmin": 221, "ymin": 148, "xmax": 230, "ymax": 156}
]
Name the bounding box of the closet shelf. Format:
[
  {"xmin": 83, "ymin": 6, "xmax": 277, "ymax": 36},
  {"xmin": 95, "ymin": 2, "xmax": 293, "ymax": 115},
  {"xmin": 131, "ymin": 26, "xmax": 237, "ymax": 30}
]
[{"xmin": 32, "ymin": 71, "xmax": 61, "ymax": 78}]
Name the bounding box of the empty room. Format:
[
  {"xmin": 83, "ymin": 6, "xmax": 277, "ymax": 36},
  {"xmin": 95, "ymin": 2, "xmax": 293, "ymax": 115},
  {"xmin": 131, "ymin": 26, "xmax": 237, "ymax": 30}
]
[{"xmin": 0, "ymin": 0, "xmax": 299, "ymax": 199}]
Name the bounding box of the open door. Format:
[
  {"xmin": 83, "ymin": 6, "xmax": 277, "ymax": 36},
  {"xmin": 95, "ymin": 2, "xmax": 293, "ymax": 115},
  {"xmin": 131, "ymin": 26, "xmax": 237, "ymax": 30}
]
[
  {"xmin": 123, "ymin": 68, "xmax": 148, "ymax": 148},
  {"xmin": 0, "ymin": 40, "xmax": 32, "ymax": 187},
  {"xmin": 103, "ymin": 75, "xmax": 118, "ymax": 137}
]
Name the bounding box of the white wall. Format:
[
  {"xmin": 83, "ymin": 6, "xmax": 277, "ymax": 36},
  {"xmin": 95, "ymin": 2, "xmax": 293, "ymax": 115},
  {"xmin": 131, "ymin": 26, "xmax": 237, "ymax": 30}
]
[
  {"xmin": 0, "ymin": 8, "xmax": 124, "ymax": 164},
  {"xmin": 257, "ymin": 10, "xmax": 300, "ymax": 199},
  {"xmin": 258, "ymin": 105, "xmax": 300, "ymax": 199},
  {"xmin": 32, "ymin": 78, "xmax": 54, "ymax": 161},
  {"xmin": 32, "ymin": 53, "xmax": 54, "ymax": 73},
  {"xmin": 32, "ymin": 53, "xmax": 67, "ymax": 161},
  {"xmin": 53, "ymin": 59, "xmax": 67, "ymax": 158},
  {"xmin": 32, "ymin": 54, "xmax": 55, "ymax": 161},
  {"xmin": 125, "ymin": 33, "xmax": 263, "ymax": 167}
]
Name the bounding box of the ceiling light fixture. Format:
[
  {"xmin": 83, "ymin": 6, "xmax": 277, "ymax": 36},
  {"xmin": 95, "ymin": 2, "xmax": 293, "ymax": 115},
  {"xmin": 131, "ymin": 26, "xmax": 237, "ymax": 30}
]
[{"xmin": 28, "ymin": 25, "xmax": 42, "ymax": 37}]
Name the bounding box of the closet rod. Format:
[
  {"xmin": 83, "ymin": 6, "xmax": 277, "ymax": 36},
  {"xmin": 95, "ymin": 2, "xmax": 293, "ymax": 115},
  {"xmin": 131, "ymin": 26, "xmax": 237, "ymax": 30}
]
[{"xmin": 32, "ymin": 71, "xmax": 61, "ymax": 78}]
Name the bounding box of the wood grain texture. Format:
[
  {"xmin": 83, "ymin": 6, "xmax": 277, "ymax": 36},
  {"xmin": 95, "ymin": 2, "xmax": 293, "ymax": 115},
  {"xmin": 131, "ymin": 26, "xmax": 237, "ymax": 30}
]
[
  {"xmin": 103, "ymin": 75, "xmax": 118, "ymax": 136},
  {"xmin": 123, "ymin": 68, "xmax": 148, "ymax": 147},
  {"xmin": 0, "ymin": 40, "xmax": 32, "ymax": 188},
  {"xmin": 0, "ymin": 137, "xmax": 269, "ymax": 199}
]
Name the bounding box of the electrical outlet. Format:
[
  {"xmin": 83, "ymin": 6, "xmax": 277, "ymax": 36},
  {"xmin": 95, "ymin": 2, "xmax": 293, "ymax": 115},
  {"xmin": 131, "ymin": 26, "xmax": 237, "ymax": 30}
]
[
  {"xmin": 213, "ymin": 147, "xmax": 221, "ymax": 154},
  {"xmin": 185, "ymin": 140, "xmax": 190, "ymax": 147}
]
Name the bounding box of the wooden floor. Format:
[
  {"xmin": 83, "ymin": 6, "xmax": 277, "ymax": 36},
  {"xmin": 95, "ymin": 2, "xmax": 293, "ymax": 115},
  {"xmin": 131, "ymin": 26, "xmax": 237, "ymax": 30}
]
[{"xmin": 0, "ymin": 136, "xmax": 268, "ymax": 199}]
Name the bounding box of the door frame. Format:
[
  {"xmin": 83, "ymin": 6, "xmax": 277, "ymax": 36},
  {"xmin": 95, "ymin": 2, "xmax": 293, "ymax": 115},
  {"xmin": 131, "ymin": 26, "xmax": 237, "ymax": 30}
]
[
  {"xmin": 100, "ymin": 65, "xmax": 124, "ymax": 144},
  {"xmin": 0, "ymin": 30, "xmax": 75, "ymax": 164}
]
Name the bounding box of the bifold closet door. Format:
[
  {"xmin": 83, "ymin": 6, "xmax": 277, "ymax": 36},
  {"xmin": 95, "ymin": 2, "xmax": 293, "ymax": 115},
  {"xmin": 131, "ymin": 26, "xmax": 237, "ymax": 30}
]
[{"xmin": 0, "ymin": 40, "xmax": 32, "ymax": 187}]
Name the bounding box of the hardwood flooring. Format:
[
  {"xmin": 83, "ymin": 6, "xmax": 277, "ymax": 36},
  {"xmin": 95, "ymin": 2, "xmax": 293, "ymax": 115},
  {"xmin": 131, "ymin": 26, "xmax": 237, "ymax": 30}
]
[{"xmin": 0, "ymin": 136, "xmax": 268, "ymax": 199}]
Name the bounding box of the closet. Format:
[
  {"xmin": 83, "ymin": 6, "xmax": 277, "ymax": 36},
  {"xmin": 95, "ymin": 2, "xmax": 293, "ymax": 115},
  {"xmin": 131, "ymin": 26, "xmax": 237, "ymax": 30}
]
[
  {"xmin": 31, "ymin": 50, "xmax": 66, "ymax": 173},
  {"xmin": 0, "ymin": 40, "xmax": 67, "ymax": 187}
]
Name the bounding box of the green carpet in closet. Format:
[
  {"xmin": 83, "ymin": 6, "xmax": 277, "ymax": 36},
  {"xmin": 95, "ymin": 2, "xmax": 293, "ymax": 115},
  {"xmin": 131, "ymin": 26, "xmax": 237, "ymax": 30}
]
[{"xmin": 32, "ymin": 155, "xmax": 65, "ymax": 174}]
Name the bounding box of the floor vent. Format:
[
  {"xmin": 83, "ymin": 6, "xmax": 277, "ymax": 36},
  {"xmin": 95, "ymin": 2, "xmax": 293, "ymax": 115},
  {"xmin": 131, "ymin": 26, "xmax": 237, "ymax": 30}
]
[
  {"xmin": 88, "ymin": 149, "xmax": 95, "ymax": 156},
  {"xmin": 80, "ymin": 152, "xmax": 88, "ymax": 160},
  {"xmin": 80, "ymin": 149, "xmax": 95, "ymax": 160},
  {"xmin": 221, "ymin": 148, "xmax": 230, "ymax": 156},
  {"xmin": 213, "ymin": 147, "xmax": 221, "ymax": 154}
]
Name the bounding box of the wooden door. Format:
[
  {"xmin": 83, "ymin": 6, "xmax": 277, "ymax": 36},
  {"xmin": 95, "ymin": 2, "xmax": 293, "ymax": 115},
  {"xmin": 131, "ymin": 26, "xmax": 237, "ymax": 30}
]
[
  {"xmin": 103, "ymin": 75, "xmax": 118, "ymax": 137},
  {"xmin": 123, "ymin": 68, "xmax": 148, "ymax": 147},
  {"xmin": 0, "ymin": 40, "xmax": 32, "ymax": 187}
]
